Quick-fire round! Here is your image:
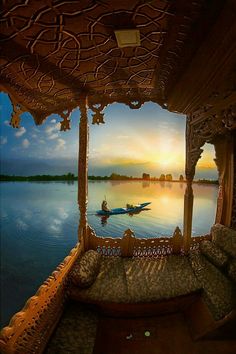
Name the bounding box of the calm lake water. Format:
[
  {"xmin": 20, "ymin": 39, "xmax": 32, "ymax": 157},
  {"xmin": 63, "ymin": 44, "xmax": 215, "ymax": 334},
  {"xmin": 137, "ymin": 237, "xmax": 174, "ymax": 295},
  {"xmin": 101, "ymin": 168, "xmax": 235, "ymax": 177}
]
[{"xmin": 0, "ymin": 181, "xmax": 218, "ymax": 327}]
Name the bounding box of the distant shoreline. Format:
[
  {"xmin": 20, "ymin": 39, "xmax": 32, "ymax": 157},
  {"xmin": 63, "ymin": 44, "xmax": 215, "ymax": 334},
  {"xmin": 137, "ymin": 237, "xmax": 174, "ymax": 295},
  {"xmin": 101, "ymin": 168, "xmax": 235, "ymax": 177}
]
[{"xmin": 0, "ymin": 174, "xmax": 218, "ymax": 185}]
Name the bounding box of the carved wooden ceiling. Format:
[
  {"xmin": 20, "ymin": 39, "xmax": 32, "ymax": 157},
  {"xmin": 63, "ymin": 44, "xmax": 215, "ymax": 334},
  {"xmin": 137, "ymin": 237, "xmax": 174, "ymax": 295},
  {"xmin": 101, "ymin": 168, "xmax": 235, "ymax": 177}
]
[{"xmin": 0, "ymin": 0, "xmax": 235, "ymax": 128}]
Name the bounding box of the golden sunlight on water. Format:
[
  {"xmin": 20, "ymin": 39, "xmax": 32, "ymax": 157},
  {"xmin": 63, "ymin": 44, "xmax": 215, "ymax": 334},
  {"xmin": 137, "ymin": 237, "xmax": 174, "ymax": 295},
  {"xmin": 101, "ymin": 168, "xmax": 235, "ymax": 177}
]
[{"xmin": 88, "ymin": 180, "xmax": 218, "ymax": 238}]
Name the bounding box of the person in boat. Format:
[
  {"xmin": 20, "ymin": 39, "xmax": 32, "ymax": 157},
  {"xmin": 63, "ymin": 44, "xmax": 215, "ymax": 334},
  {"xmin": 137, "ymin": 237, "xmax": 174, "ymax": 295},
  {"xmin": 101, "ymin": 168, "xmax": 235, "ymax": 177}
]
[
  {"xmin": 126, "ymin": 203, "xmax": 135, "ymax": 209},
  {"xmin": 101, "ymin": 200, "xmax": 111, "ymax": 212}
]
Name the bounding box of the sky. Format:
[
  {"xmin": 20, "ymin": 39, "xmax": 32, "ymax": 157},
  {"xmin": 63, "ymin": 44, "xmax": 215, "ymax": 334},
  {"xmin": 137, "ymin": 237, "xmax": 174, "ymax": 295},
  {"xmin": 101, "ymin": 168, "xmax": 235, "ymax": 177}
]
[{"xmin": 0, "ymin": 92, "xmax": 217, "ymax": 179}]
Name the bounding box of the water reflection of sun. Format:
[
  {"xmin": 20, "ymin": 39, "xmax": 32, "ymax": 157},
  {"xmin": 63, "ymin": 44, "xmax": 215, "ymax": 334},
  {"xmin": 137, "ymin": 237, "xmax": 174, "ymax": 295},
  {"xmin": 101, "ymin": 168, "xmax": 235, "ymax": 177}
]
[{"xmin": 160, "ymin": 196, "xmax": 170, "ymax": 205}]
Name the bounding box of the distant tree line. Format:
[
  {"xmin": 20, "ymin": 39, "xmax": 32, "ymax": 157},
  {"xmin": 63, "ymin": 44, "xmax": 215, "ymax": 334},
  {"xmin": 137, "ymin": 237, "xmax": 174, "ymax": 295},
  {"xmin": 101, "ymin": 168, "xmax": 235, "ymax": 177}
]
[
  {"xmin": 0, "ymin": 173, "xmax": 76, "ymax": 181},
  {"xmin": 143, "ymin": 173, "xmax": 183, "ymax": 181},
  {"xmin": 0, "ymin": 172, "xmax": 218, "ymax": 184}
]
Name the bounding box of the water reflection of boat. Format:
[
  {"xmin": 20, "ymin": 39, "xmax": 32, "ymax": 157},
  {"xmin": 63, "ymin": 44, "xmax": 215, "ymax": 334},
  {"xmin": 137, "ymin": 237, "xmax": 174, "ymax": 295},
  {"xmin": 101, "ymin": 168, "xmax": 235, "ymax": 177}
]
[
  {"xmin": 101, "ymin": 215, "xmax": 109, "ymax": 226},
  {"xmin": 96, "ymin": 202, "xmax": 151, "ymax": 216}
]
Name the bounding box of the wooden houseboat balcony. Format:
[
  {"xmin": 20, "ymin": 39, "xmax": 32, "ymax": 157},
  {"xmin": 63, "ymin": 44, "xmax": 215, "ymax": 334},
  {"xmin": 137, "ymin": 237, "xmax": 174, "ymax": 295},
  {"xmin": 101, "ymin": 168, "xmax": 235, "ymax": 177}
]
[{"xmin": 0, "ymin": 0, "xmax": 236, "ymax": 353}]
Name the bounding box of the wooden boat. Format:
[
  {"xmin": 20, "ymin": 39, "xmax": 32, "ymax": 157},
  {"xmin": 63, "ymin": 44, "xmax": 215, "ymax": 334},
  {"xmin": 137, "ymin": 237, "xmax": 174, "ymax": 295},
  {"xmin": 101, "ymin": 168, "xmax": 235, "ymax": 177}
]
[
  {"xmin": 0, "ymin": 1, "xmax": 236, "ymax": 353},
  {"xmin": 96, "ymin": 202, "xmax": 151, "ymax": 215}
]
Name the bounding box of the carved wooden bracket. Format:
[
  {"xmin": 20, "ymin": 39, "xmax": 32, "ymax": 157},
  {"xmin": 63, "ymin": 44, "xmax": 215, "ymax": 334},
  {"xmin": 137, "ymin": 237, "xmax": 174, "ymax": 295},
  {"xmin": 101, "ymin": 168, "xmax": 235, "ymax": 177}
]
[
  {"xmin": 60, "ymin": 110, "xmax": 72, "ymax": 131},
  {"xmin": 127, "ymin": 100, "xmax": 144, "ymax": 110},
  {"xmin": 10, "ymin": 102, "xmax": 25, "ymax": 128},
  {"xmin": 185, "ymin": 115, "xmax": 203, "ymax": 180},
  {"xmin": 89, "ymin": 103, "xmax": 107, "ymax": 125}
]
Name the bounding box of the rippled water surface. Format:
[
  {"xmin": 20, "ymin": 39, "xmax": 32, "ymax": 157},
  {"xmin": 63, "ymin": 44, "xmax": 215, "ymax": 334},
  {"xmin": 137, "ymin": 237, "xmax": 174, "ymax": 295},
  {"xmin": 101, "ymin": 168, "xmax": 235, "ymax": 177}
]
[{"xmin": 0, "ymin": 181, "xmax": 218, "ymax": 326}]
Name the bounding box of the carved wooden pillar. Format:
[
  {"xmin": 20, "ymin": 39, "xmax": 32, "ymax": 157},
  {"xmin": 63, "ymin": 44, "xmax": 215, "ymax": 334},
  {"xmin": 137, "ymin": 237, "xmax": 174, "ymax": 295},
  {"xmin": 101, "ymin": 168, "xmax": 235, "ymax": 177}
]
[
  {"xmin": 214, "ymin": 134, "xmax": 234, "ymax": 226},
  {"xmin": 183, "ymin": 177, "xmax": 194, "ymax": 253},
  {"xmin": 183, "ymin": 115, "xmax": 203, "ymax": 253},
  {"xmin": 78, "ymin": 98, "xmax": 89, "ymax": 243}
]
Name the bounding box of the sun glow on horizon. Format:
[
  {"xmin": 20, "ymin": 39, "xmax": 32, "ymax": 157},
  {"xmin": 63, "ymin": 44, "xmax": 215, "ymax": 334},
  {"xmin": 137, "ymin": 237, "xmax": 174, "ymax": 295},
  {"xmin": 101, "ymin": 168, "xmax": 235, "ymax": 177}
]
[
  {"xmin": 0, "ymin": 93, "xmax": 217, "ymax": 179},
  {"xmin": 89, "ymin": 103, "xmax": 186, "ymax": 177}
]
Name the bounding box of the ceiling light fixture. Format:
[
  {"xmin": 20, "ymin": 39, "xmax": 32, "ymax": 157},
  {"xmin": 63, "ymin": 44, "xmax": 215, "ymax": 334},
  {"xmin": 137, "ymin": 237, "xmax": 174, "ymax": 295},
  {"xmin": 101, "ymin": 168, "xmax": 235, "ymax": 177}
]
[{"xmin": 115, "ymin": 29, "xmax": 140, "ymax": 48}]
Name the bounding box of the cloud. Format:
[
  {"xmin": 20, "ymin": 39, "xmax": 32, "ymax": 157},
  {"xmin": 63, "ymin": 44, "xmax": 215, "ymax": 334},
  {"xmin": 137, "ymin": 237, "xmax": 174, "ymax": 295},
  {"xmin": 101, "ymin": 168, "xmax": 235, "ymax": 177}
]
[
  {"xmin": 45, "ymin": 122, "xmax": 60, "ymax": 135},
  {"xmin": 54, "ymin": 138, "xmax": 66, "ymax": 152},
  {"xmin": 0, "ymin": 136, "xmax": 7, "ymax": 145},
  {"xmin": 22, "ymin": 138, "xmax": 30, "ymax": 148},
  {"xmin": 48, "ymin": 133, "xmax": 59, "ymax": 140},
  {"xmin": 49, "ymin": 218, "xmax": 62, "ymax": 233},
  {"xmin": 55, "ymin": 138, "xmax": 66, "ymax": 151},
  {"xmin": 15, "ymin": 127, "xmax": 26, "ymax": 137},
  {"xmin": 57, "ymin": 207, "xmax": 68, "ymax": 220},
  {"xmin": 51, "ymin": 119, "xmax": 57, "ymax": 123},
  {"xmin": 4, "ymin": 120, "xmax": 10, "ymax": 126},
  {"xmin": 16, "ymin": 218, "xmax": 29, "ymax": 231},
  {"xmin": 33, "ymin": 127, "xmax": 40, "ymax": 133}
]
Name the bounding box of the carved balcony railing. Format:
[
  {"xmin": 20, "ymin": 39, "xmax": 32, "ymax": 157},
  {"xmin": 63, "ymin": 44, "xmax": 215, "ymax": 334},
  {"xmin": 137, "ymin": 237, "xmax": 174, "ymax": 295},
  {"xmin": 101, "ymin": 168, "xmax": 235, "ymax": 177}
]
[
  {"xmin": 86, "ymin": 226, "xmax": 211, "ymax": 257},
  {"xmin": 0, "ymin": 243, "xmax": 82, "ymax": 354}
]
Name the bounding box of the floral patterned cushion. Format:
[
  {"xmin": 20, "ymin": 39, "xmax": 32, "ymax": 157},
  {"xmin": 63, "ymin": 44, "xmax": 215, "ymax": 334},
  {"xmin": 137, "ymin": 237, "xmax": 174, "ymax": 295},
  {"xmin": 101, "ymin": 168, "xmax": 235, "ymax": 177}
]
[
  {"xmin": 211, "ymin": 224, "xmax": 236, "ymax": 258},
  {"xmin": 200, "ymin": 240, "xmax": 229, "ymax": 268},
  {"xmin": 70, "ymin": 250, "xmax": 102, "ymax": 288},
  {"xmin": 227, "ymin": 259, "xmax": 236, "ymax": 282},
  {"xmin": 70, "ymin": 256, "xmax": 129, "ymax": 303},
  {"xmin": 189, "ymin": 251, "xmax": 236, "ymax": 321},
  {"xmin": 123, "ymin": 256, "xmax": 200, "ymax": 302}
]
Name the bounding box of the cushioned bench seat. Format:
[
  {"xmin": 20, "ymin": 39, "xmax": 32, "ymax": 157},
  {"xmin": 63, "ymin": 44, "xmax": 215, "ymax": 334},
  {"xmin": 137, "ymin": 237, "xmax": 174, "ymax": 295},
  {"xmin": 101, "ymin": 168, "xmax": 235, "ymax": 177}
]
[
  {"xmin": 189, "ymin": 251, "xmax": 236, "ymax": 321},
  {"xmin": 69, "ymin": 255, "xmax": 201, "ymax": 304}
]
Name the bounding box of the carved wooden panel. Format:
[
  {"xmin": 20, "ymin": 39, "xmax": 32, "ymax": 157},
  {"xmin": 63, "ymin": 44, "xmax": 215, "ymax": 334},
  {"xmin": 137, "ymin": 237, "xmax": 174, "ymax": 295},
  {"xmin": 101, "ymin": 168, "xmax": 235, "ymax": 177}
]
[
  {"xmin": 0, "ymin": 244, "xmax": 82, "ymax": 354},
  {"xmin": 185, "ymin": 106, "xmax": 236, "ymax": 179},
  {"xmin": 231, "ymin": 137, "xmax": 236, "ymax": 230},
  {"xmin": 0, "ymin": 0, "xmax": 216, "ymax": 125}
]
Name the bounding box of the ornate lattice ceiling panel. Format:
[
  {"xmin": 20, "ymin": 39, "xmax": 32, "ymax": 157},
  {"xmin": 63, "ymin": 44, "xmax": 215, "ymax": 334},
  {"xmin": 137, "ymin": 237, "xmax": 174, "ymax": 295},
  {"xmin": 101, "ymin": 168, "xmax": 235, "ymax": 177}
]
[{"xmin": 0, "ymin": 0, "xmax": 224, "ymax": 125}]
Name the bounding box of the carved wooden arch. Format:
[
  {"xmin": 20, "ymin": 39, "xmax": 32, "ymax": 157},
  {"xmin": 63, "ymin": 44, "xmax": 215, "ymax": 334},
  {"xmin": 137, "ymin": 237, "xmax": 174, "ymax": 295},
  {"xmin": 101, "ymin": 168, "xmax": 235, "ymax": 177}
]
[
  {"xmin": 183, "ymin": 105, "xmax": 236, "ymax": 251},
  {"xmin": 185, "ymin": 104, "xmax": 236, "ymax": 180},
  {"xmin": 4, "ymin": 90, "xmax": 166, "ymax": 131}
]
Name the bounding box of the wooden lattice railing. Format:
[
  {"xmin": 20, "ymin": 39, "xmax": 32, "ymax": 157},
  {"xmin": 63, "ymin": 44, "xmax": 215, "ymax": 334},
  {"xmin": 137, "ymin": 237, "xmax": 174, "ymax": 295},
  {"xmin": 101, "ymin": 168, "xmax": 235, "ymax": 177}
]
[
  {"xmin": 0, "ymin": 243, "xmax": 82, "ymax": 354},
  {"xmin": 86, "ymin": 226, "xmax": 211, "ymax": 257}
]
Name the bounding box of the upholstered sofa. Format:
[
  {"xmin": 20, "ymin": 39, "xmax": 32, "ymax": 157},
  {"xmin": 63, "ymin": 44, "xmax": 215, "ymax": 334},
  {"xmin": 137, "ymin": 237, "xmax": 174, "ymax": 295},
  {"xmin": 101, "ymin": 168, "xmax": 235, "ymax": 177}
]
[
  {"xmin": 189, "ymin": 224, "xmax": 236, "ymax": 320},
  {"xmin": 69, "ymin": 254, "xmax": 201, "ymax": 304},
  {"xmin": 67, "ymin": 224, "xmax": 236, "ymax": 321}
]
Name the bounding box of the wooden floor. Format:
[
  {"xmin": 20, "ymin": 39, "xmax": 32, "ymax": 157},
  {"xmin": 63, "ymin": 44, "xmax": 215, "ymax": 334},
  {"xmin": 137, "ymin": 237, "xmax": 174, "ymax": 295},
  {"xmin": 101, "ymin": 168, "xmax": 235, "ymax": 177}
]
[{"xmin": 93, "ymin": 313, "xmax": 236, "ymax": 354}]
